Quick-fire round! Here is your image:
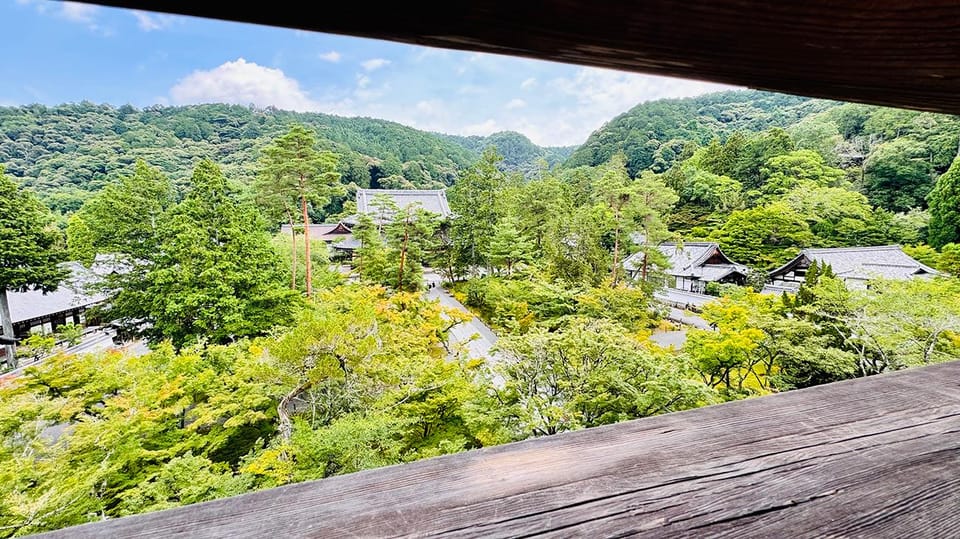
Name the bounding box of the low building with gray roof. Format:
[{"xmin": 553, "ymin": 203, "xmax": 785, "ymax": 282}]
[
  {"xmin": 624, "ymin": 242, "xmax": 749, "ymax": 294},
  {"xmin": 8, "ymin": 260, "xmax": 109, "ymax": 339},
  {"xmin": 337, "ymin": 189, "xmax": 453, "ymax": 257},
  {"xmin": 766, "ymin": 245, "xmax": 938, "ymax": 291}
]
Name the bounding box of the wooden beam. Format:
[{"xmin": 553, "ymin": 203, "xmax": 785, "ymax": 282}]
[
  {"xmin": 41, "ymin": 360, "xmax": 960, "ymax": 537},
  {"xmin": 82, "ymin": 1, "xmax": 960, "ymax": 115}
]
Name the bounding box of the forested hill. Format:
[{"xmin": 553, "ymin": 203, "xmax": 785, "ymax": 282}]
[
  {"xmin": 565, "ymin": 91, "xmax": 835, "ymax": 175},
  {"xmin": 565, "ymin": 89, "xmax": 960, "ymax": 213},
  {"xmin": 440, "ymin": 131, "xmax": 576, "ymax": 176},
  {"xmin": 0, "ymin": 103, "xmax": 565, "ymax": 214}
]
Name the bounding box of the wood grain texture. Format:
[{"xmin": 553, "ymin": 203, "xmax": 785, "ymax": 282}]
[
  {"xmin": 83, "ymin": 1, "xmax": 960, "ymax": 114},
  {"xmin": 40, "ymin": 360, "xmax": 960, "ymax": 538}
]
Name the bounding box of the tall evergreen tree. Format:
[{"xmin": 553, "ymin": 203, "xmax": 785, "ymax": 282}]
[
  {"xmin": 927, "ymin": 154, "xmax": 960, "ymax": 248},
  {"xmin": 384, "ymin": 204, "xmax": 438, "ymax": 292},
  {"xmin": 0, "ymin": 168, "xmax": 67, "ymax": 366},
  {"xmin": 254, "ymin": 171, "xmax": 301, "ymax": 290},
  {"xmin": 485, "ymin": 215, "xmax": 533, "ymax": 276},
  {"xmin": 133, "ymin": 160, "xmax": 297, "ymax": 347},
  {"xmin": 260, "ymin": 124, "xmax": 341, "ymax": 297},
  {"xmin": 353, "ymin": 213, "xmax": 388, "ymax": 284},
  {"xmin": 448, "ymin": 148, "xmax": 507, "ymax": 276},
  {"xmin": 73, "ymin": 159, "xmax": 175, "ymax": 259}
]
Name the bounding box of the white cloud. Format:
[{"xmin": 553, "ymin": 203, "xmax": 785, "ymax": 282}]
[
  {"xmin": 505, "ymin": 98, "xmax": 526, "ymax": 110},
  {"xmin": 462, "ymin": 119, "xmax": 500, "ymax": 136},
  {"xmin": 413, "ymin": 48, "xmax": 449, "ymax": 62},
  {"xmin": 361, "ymin": 58, "xmax": 390, "ymax": 71},
  {"xmin": 523, "ymin": 67, "xmax": 736, "ymax": 145},
  {"xmin": 318, "ymin": 51, "xmax": 341, "ymax": 63},
  {"xmin": 520, "ymin": 77, "xmax": 537, "ymax": 90},
  {"xmin": 415, "ymin": 99, "xmax": 444, "ymax": 116},
  {"xmin": 130, "ymin": 10, "xmax": 176, "ymax": 31},
  {"xmin": 169, "ymin": 58, "xmax": 320, "ymax": 111},
  {"xmin": 554, "ymin": 67, "xmax": 732, "ymax": 117},
  {"xmin": 356, "ymin": 74, "xmax": 371, "ymax": 89},
  {"xmin": 18, "ymin": 0, "xmax": 111, "ymax": 34},
  {"xmin": 60, "ymin": 1, "xmax": 97, "ymax": 23}
]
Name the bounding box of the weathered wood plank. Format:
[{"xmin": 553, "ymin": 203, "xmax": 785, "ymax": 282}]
[
  {"xmin": 41, "ymin": 360, "xmax": 960, "ymax": 538},
  {"xmin": 82, "ymin": 1, "xmax": 960, "ymax": 115}
]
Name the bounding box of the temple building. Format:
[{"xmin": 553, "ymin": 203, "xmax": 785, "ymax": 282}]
[
  {"xmin": 625, "ymin": 242, "xmax": 749, "ymax": 294},
  {"xmin": 766, "ymin": 245, "xmax": 938, "ymax": 292}
]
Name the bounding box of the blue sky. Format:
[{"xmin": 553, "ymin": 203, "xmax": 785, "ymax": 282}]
[{"xmin": 1, "ymin": 1, "xmax": 736, "ymax": 146}]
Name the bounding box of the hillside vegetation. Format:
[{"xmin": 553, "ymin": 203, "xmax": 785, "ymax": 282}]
[{"xmin": 0, "ymin": 103, "xmax": 558, "ymax": 215}]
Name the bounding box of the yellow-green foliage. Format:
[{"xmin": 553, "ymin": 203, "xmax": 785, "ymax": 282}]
[{"xmin": 0, "ymin": 284, "xmax": 499, "ymax": 536}]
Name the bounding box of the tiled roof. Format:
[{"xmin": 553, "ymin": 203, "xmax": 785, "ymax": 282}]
[
  {"xmin": 770, "ymin": 245, "xmax": 938, "ymax": 281},
  {"xmin": 356, "ymin": 189, "xmax": 452, "ymax": 218},
  {"xmin": 332, "ymin": 237, "xmax": 362, "ymax": 250},
  {"xmin": 8, "ymin": 262, "xmax": 107, "ymax": 324},
  {"xmin": 624, "ymin": 242, "xmax": 748, "ymax": 280},
  {"xmin": 279, "ymin": 222, "xmax": 353, "ymax": 237}
]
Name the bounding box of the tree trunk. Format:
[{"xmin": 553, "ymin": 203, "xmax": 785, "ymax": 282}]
[
  {"xmin": 356, "ymin": 238, "xmax": 364, "ymax": 281},
  {"xmin": 610, "ymin": 208, "xmax": 622, "ymax": 286},
  {"xmin": 397, "ymin": 211, "xmax": 411, "ymax": 291},
  {"xmin": 641, "ymin": 250, "xmax": 649, "ymax": 282},
  {"xmin": 0, "ymin": 289, "xmax": 15, "ymax": 369},
  {"xmin": 286, "ymin": 208, "xmax": 298, "ymax": 290},
  {"xmin": 301, "ymin": 191, "xmax": 313, "ymax": 298},
  {"xmin": 278, "ymin": 380, "xmax": 313, "ymax": 441}
]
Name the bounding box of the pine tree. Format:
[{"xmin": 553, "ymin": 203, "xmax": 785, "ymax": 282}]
[
  {"xmin": 449, "ymin": 148, "xmax": 507, "ymax": 276},
  {"xmin": 927, "ymin": 155, "xmax": 960, "ymax": 248},
  {"xmin": 384, "ymin": 204, "xmax": 438, "ymax": 292},
  {"xmin": 0, "ymin": 168, "xmax": 67, "ymax": 366},
  {"xmin": 485, "ymin": 215, "xmax": 533, "ymax": 276},
  {"xmin": 134, "ymin": 160, "xmax": 297, "ymax": 347},
  {"xmin": 260, "ymin": 125, "xmax": 341, "ymax": 297},
  {"xmin": 353, "ymin": 213, "xmax": 388, "ymax": 284}
]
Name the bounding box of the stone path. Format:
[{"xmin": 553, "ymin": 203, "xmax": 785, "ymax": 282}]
[{"xmin": 423, "ymin": 272, "xmax": 504, "ymax": 366}]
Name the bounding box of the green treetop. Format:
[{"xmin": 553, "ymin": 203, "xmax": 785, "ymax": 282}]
[
  {"xmin": 0, "ymin": 168, "xmax": 67, "ymax": 366},
  {"xmin": 71, "ymin": 159, "xmax": 175, "ymax": 259},
  {"xmin": 449, "ymin": 148, "xmax": 508, "ymax": 276},
  {"xmin": 260, "ymin": 124, "xmax": 342, "ymax": 297},
  {"xmin": 352, "ymin": 213, "xmax": 388, "ymax": 285},
  {"xmin": 485, "ymin": 214, "xmax": 533, "ymax": 276},
  {"xmin": 927, "ymin": 154, "xmax": 960, "ymax": 248},
  {"xmin": 136, "ymin": 160, "xmax": 297, "ymax": 347}
]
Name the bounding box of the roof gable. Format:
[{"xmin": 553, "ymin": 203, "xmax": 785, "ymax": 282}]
[{"xmin": 624, "ymin": 242, "xmax": 748, "ymax": 277}]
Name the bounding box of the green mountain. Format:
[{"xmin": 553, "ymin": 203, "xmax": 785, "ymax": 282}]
[
  {"xmin": 0, "ymin": 103, "xmax": 565, "ymax": 214},
  {"xmin": 564, "ymin": 89, "xmax": 960, "ymax": 214},
  {"xmin": 441, "ymin": 131, "xmax": 576, "ymax": 176},
  {"xmin": 0, "ymin": 103, "xmax": 456, "ymax": 213},
  {"xmin": 565, "ymin": 90, "xmax": 835, "ymax": 176},
  {"xmin": 4, "ymin": 90, "xmax": 959, "ymax": 219}
]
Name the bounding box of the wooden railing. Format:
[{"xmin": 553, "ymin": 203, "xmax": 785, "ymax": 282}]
[{"xmin": 41, "ymin": 360, "xmax": 960, "ymax": 537}]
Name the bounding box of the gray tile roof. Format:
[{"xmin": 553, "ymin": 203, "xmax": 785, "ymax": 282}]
[
  {"xmin": 624, "ymin": 242, "xmax": 748, "ymax": 280},
  {"xmin": 332, "ymin": 237, "xmax": 362, "ymax": 250},
  {"xmin": 356, "ymin": 189, "xmax": 452, "ymax": 218},
  {"xmin": 9, "ymin": 262, "xmax": 108, "ymax": 324},
  {"xmin": 770, "ymin": 245, "xmax": 938, "ymax": 281},
  {"xmin": 279, "ymin": 222, "xmax": 353, "ymax": 238}
]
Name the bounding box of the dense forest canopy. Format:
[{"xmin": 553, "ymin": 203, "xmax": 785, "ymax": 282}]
[
  {"xmin": 439, "ymin": 131, "xmax": 576, "ymax": 177},
  {"xmin": 0, "ymin": 102, "xmax": 558, "ymax": 216},
  {"xmin": 6, "ymin": 90, "xmax": 959, "ymax": 233}
]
